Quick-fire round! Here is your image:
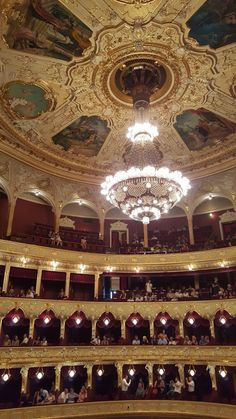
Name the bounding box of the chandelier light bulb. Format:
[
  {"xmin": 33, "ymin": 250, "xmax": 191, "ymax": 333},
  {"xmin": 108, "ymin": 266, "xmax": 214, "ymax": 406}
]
[
  {"xmin": 128, "ymin": 366, "xmax": 135, "ymax": 377},
  {"xmin": 68, "ymin": 367, "xmax": 76, "ymax": 378},
  {"xmin": 219, "ymin": 367, "xmax": 227, "ymax": 378},
  {"xmin": 36, "ymin": 369, "xmax": 44, "ymax": 380},
  {"xmin": 12, "ymin": 315, "xmax": 19, "ymax": 324},
  {"xmin": 188, "ymin": 366, "xmax": 196, "ymax": 377},
  {"xmin": 2, "ymin": 370, "xmax": 10, "ymax": 382},
  {"xmin": 220, "ymin": 316, "xmax": 226, "ymax": 325},
  {"xmin": 75, "ymin": 317, "xmax": 81, "ymax": 325},
  {"xmin": 160, "ymin": 317, "xmax": 167, "ymax": 325},
  {"xmin": 97, "ymin": 367, "xmax": 104, "ymax": 377},
  {"xmin": 188, "ymin": 317, "xmax": 194, "ymax": 325},
  {"xmin": 104, "ymin": 318, "xmax": 110, "ymax": 326},
  {"xmin": 157, "ymin": 365, "xmax": 165, "ymax": 376},
  {"xmin": 44, "ymin": 316, "xmax": 50, "ymax": 325},
  {"xmin": 132, "ymin": 318, "xmax": 138, "ymax": 325}
]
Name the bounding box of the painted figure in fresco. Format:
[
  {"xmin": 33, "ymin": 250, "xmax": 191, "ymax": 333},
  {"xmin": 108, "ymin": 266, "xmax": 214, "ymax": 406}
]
[
  {"xmin": 174, "ymin": 108, "xmax": 236, "ymax": 151},
  {"xmin": 6, "ymin": 0, "xmax": 92, "ymax": 61},
  {"xmin": 187, "ymin": 0, "xmax": 236, "ymax": 49},
  {"xmin": 52, "ymin": 115, "xmax": 110, "ymax": 157}
]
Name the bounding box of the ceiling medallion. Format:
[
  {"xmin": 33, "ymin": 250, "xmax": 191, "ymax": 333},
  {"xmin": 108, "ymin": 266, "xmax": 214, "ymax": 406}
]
[{"xmin": 101, "ymin": 61, "xmax": 191, "ymax": 224}]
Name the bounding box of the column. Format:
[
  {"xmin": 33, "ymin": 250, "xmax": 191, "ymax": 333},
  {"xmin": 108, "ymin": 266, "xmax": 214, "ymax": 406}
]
[
  {"xmin": 35, "ymin": 268, "xmax": 42, "ymax": 296},
  {"xmin": 178, "ymin": 317, "xmax": 184, "ymax": 337},
  {"xmin": 121, "ymin": 318, "xmax": 126, "ymax": 339},
  {"xmin": 94, "ymin": 272, "xmax": 100, "ymax": 299},
  {"xmin": 145, "ymin": 363, "xmax": 153, "ymax": 387},
  {"xmin": 99, "ymin": 216, "xmax": 105, "ymax": 241},
  {"xmin": 115, "ymin": 363, "xmax": 123, "ymax": 388},
  {"xmin": 176, "ymin": 364, "xmax": 185, "ymax": 388},
  {"xmin": 209, "ymin": 317, "xmax": 215, "ymax": 338},
  {"xmin": 53, "ymin": 208, "xmax": 61, "ymax": 233},
  {"xmin": 2, "ymin": 262, "xmax": 10, "ymax": 293},
  {"xmin": 54, "ymin": 365, "xmax": 62, "ymax": 391},
  {"xmin": 20, "ymin": 367, "xmax": 29, "ymax": 394},
  {"xmin": 0, "ymin": 317, "xmax": 4, "ymax": 341},
  {"xmin": 91, "ymin": 318, "xmax": 97, "ymax": 339},
  {"xmin": 143, "ymin": 224, "xmax": 148, "ymax": 248},
  {"xmin": 84, "ymin": 364, "xmax": 93, "ymax": 388},
  {"xmin": 65, "ymin": 271, "xmax": 70, "ymax": 298},
  {"xmin": 6, "ymin": 198, "xmax": 16, "ymax": 237},
  {"xmin": 207, "ymin": 365, "xmax": 217, "ymax": 390},
  {"xmin": 29, "ymin": 316, "xmax": 36, "ymax": 340},
  {"xmin": 187, "ymin": 214, "xmax": 194, "ymax": 245},
  {"xmin": 194, "ymin": 274, "xmax": 200, "ymax": 289},
  {"xmin": 60, "ymin": 318, "xmax": 66, "ymax": 340},
  {"xmin": 149, "ymin": 316, "xmax": 155, "ymax": 337}
]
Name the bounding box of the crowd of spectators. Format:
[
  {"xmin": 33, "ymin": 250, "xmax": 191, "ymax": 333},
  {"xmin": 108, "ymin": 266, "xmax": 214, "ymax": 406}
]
[
  {"xmin": 32, "ymin": 385, "xmax": 88, "ymax": 406},
  {"xmin": 2, "ymin": 333, "xmax": 29, "ymax": 346}
]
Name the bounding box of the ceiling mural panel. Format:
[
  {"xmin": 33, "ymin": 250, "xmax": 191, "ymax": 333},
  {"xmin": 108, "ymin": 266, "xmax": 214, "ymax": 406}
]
[
  {"xmin": 187, "ymin": 0, "xmax": 236, "ymax": 49},
  {"xmin": 5, "ymin": 0, "xmax": 92, "ymax": 61},
  {"xmin": 174, "ymin": 108, "xmax": 236, "ymax": 151},
  {"xmin": 1, "ymin": 80, "xmax": 55, "ymax": 119},
  {"xmin": 0, "ymin": 0, "xmax": 235, "ymax": 182},
  {"xmin": 52, "ymin": 115, "xmax": 110, "ymax": 157}
]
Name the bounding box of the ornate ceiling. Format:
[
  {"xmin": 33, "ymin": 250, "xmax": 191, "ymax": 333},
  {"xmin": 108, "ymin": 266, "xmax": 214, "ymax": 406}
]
[{"xmin": 0, "ymin": 0, "xmax": 235, "ymax": 186}]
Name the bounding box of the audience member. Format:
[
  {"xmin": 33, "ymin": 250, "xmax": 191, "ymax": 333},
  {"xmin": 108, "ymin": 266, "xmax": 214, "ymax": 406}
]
[
  {"xmin": 58, "ymin": 388, "xmax": 69, "ymax": 404},
  {"xmin": 12, "ymin": 335, "xmax": 20, "ymax": 346},
  {"xmin": 67, "ymin": 387, "xmax": 79, "ymax": 403},
  {"xmin": 132, "ymin": 335, "xmax": 141, "ymax": 345},
  {"xmin": 78, "ymin": 385, "xmax": 87, "ymax": 402},
  {"xmin": 21, "ymin": 334, "xmax": 29, "ymax": 346},
  {"xmin": 3, "ymin": 335, "xmax": 11, "ymax": 346},
  {"xmin": 135, "ymin": 378, "xmax": 145, "ymax": 398}
]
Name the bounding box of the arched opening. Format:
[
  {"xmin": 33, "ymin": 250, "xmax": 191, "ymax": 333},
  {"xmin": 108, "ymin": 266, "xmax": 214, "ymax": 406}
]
[
  {"xmin": 12, "ymin": 192, "xmax": 54, "ymax": 243},
  {"xmin": 1, "ymin": 309, "xmax": 29, "ymax": 346},
  {"xmin": 28, "ymin": 367, "xmax": 55, "ymax": 405},
  {"xmin": 7, "ymin": 266, "xmax": 37, "ymax": 298},
  {"xmin": 122, "ymin": 364, "xmax": 148, "ymax": 399},
  {"xmin": 126, "ymin": 313, "xmax": 150, "ymax": 344},
  {"xmin": 92, "ymin": 365, "xmax": 117, "ymax": 401},
  {"xmin": 183, "ymin": 311, "xmax": 210, "ymax": 343},
  {"xmin": 34, "ymin": 310, "xmax": 60, "ymax": 345},
  {"xmin": 96, "ymin": 312, "xmax": 121, "ymax": 344},
  {"xmin": 40, "ymin": 270, "xmax": 66, "ymax": 299},
  {"xmin": 65, "ymin": 311, "xmax": 91, "ymax": 345},
  {"xmin": 60, "ymin": 366, "xmax": 87, "ymax": 401},
  {"xmin": 214, "ymin": 310, "xmax": 236, "ymax": 345},
  {"xmin": 184, "ymin": 365, "xmax": 212, "ymax": 402},
  {"xmin": 0, "ymin": 368, "xmax": 21, "ymax": 408},
  {"xmin": 154, "ymin": 312, "xmax": 179, "ymax": 341}
]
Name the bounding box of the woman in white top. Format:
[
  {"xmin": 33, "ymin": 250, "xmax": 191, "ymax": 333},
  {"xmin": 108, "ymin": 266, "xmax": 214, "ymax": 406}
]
[{"xmin": 186, "ymin": 376, "xmax": 195, "ymax": 393}]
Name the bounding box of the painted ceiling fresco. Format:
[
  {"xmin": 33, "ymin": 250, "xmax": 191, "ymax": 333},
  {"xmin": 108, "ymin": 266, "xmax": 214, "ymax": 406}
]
[
  {"xmin": 187, "ymin": 0, "xmax": 236, "ymax": 49},
  {"xmin": 174, "ymin": 108, "xmax": 236, "ymax": 151},
  {"xmin": 52, "ymin": 115, "xmax": 110, "ymax": 157},
  {"xmin": 1, "ymin": 81, "xmax": 53, "ymax": 119},
  {"xmin": 5, "ymin": 0, "xmax": 92, "ymax": 61}
]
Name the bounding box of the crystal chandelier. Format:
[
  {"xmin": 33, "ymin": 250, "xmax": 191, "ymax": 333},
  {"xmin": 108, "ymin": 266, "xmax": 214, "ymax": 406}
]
[{"xmin": 101, "ymin": 61, "xmax": 191, "ymax": 224}]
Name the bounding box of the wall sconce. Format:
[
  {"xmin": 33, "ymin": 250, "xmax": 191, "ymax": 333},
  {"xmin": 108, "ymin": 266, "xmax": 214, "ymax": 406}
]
[
  {"xmin": 104, "ymin": 318, "xmax": 110, "ymax": 326},
  {"xmin": 20, "ymin": 257, "xmax": 28, "ymax": 265},
  {"xmin": 97, "ymin": 366, "xmax": 104, "ymax": 377},
  {"xmin": 220, "ymin": 316, "xmax": 226, "ymax": 325},
  {"xmin": 188, "ymin": 365, "xmax": 196, "ymax": 377},
  {"xmin": 68, "ymin": 367, "xmax": 76, "ymax": 378},
  {"xmin": 51, "ymin": 260, "xmax": 58, "ymax": 269},
  {"xmin": 188, "ymin": 317, "xmax": 195, "ymax": 325},
  {"xmin": 12, "ymin": 315, "xmax": 20, "ymax": 324},
  {"xmin": 128, "ymin": 366, "xmax": 135, "ymax": 377},
  {"xmin": 160, "ymin": 317, "xmax": 167, "ymax": 325},
  {"xmin": 188, "ymin": 265, "xmax": 193, "ymax": 271},
  {"xmin": 219, "ymin": 367, "xmax": 227, "ymax": 378},
  {"xmin": 75, "ymin": 317, "xmax": 81, "ymax": 325},
  {"xmin": 135, "ymin": 267, "xmax": 140, "ymax": 273},
  {"xmin": 106, "ymin": 266, "xmax": 113, "ymax": 273},
  {"xmin": 209, "ymin": 212, "xmax": 213, "ymax": 218},
  {"xmin": 79, "ymin": 264, "xmax": 86, "ymax": 272},
  {"xmin": 2, "ymin": 369, "xmax": 11, "ymax": 382},
  {"xmin": 220, "ymin": 261, "xmax": 226, "ymax": 268},
  {"xmin": 36, "ymin": 368, "xmax": 44, "ymax": 380},
  {"xmin": 157, "ymin": 365, "xmax": 165, "ymax": 376},
  {"xmin": 132, "ymin": 318, "xmax": 138, "ymax": 326},
  {"xmin": 44, "ymin": 316, "xmax": 51, "ymax": 325}
]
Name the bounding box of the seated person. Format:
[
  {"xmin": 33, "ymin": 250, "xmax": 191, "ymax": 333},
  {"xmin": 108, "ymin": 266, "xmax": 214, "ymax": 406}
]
[
  {"xmin": 7, "ymin": 285, "xmax": 15, "ymax": 297},
  {"xmin": 199, "ymin": 335, "xmax": 206, "ymax": 345},
  {"xmin": 135, "ymin": 378, "xmax": 145, "ymax": 398},
  {"xmin": 26, "ymin": 288, "xmax": 34, "ymax": 298},
  {"xmin": 19, "ymin": 289, "xmax": 26, "ymax": 298},
  {"xmin": 80, "ymin": 237, "xmax": 87, "ymax": 250},
  {"xmin": 33, "ymin": 336, "xmax": 41, "ymax": 346},
  {"xmin": 58, "ymin": 388, "xmax": 69, "ymax": 404},
  {"xmin": 132, "ymin": 335, "xmax": 141, "ymax": 345},
  {"xmin": 90, "ymin": 336, "xmax": 100, "ymax": 345},
  {"xmin": 191, "ymin": 335, "xmax": 198, "ymax": 345},
  {"xmin": 67, "ymin": 387, "xmax": 79, "ymax": 403},
  {"xmin": 41, "ymin": 336, "xmax": 48, "ymax": 346},
  {"xmin": 78, "ymin": 385, "xmax": 87, "ymax": 402},
  {"xmin": 11, "ymin": 335, "xmax": 20, "ymax": 346},
  {"xmin": 21, "ymin": 334, "xmax": 29, "ymax": 346},
  {"xmin": 57, "ymin": 288, "xmax": 66, "ymax": 299},
  {"xmin": 157, "ymin": 333, "xmax": 168, "ymax": 345},
  {"xmin": 142, "ymin": 335, "xmax": 149, "ymax": 345},
  {"xmin": 183, "ymin": 335, "xmax": 192, "ymax": 345},
  {"xmin": 3, "ymin": 334, "xmax": 11, "ymax": 346},
  {"xmin": 44, "ymin": 391, "xmax": 55, "ymax": 404},
  {"xmin": 168, "ymin": 336, "xmax": 176, "ymax": 345},
  {"xmin": 35, "ymin": 388, "xmax": 49, "ymax": 405},
  {"xmin": 101, "ymin": 335, "xmax": 109, "ymax": 345}
]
